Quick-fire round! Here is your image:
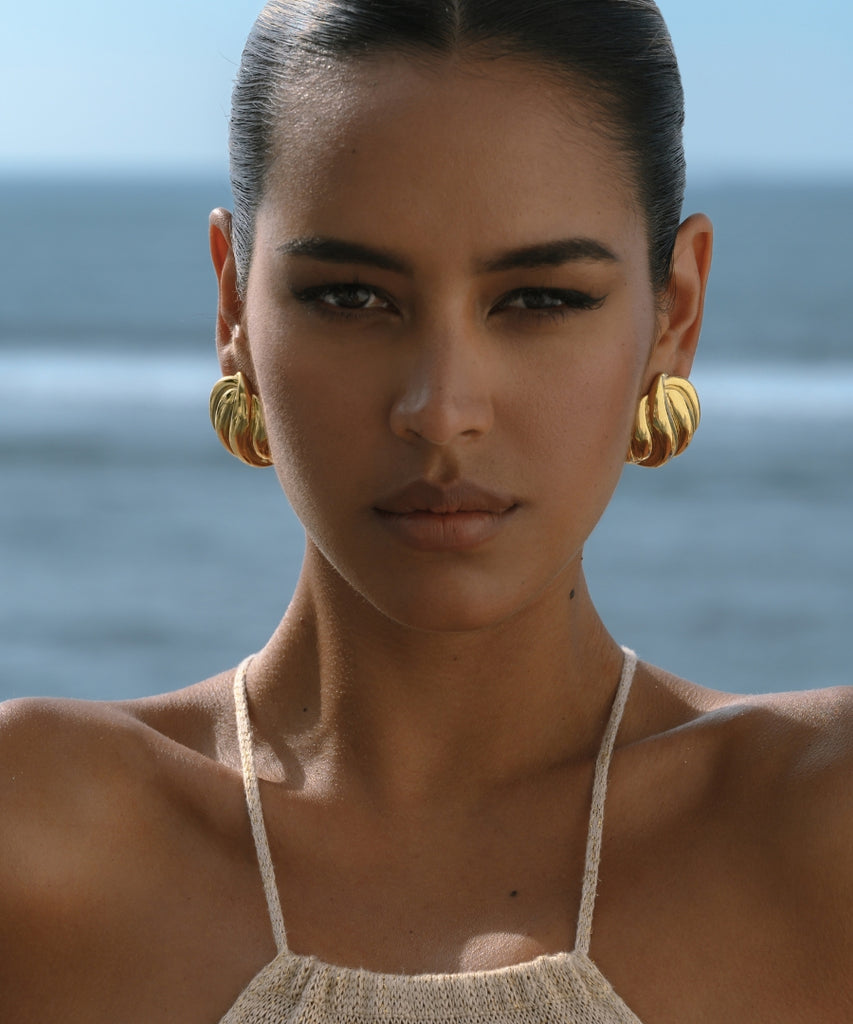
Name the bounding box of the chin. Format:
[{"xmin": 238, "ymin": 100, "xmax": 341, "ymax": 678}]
[
  {"xmin": 304, "ymin": 534, "xmax": 577, "ymax": 636},
  {"xmin": 354, "ymin": 570, "xmax": 551, "ymax": 636}
]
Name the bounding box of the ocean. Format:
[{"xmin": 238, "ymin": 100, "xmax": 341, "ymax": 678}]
[{"xmin": 1, "ymin": 176, "xmax": 851, "ymax": 700}]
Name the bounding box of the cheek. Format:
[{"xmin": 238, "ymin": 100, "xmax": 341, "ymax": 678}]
[
  {"xmin": 246, "ymin": 298, "xmax": 359, "ymax": 448},
  {"xmin": 254, "ymin": 343, "xmax": 382, "ymax": 520},
  {"xmin": 516, "ymin": 322, "xmax": 649, "ymax": 466},
  {"xmin": 505, "ymin": 323, "xmax": 652, "ymax": 557}
]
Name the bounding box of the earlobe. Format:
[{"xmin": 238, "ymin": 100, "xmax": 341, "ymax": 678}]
[
  {"xmin": 209, "ymin": 208, "xmax": 245, "ymax": 375},
  {"xmin": 648, "ymin": 213, "xmax": 714, "ymax": 381}
]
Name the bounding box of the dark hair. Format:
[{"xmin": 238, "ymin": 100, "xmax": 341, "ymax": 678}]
[{"xmin": 229, "ymin": 0, "xmax": 686, "ymax": 295}]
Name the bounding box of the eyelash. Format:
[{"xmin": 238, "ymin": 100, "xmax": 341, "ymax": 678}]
[
  {"xmin": 497, "ymin": 287, "xmax": 605, "ymax": 319},
  {"xmin": 293, "ymin": 282, "xmax": 392, "ymax": 319},
  {"xmin": 292, "ymin": 283, "xmax": 605, "ymax": 321}
]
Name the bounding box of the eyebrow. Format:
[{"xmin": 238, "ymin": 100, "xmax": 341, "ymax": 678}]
[
  {"xmin": 276, "ymin": 237, "xmax": 412, "ymax": 274},
  {"xmin": 276, "ymin": 235, "xmax": 620, "ymax": 275},
  {"xmin": 478, "ymin": 238, "xmax": 620, "ymax": 273}
]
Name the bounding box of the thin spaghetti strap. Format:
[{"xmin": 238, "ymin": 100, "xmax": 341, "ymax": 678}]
[
  {"xmin": 574, "ymin": 646, "xmax": 638, "ymax": 956},
  {"xmin": 233, "ymin": 656, "xmax": 288, "ymax": 954}
]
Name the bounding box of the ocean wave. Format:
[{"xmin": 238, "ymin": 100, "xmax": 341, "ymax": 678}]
[{"xmin": 4, "ymin": 350, "xmax": 853, "ymax": 419}]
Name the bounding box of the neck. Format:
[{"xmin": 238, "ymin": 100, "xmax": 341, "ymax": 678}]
[{"xmin": 247, "ymin": 552, "xmax": 624, "ymax": 806}]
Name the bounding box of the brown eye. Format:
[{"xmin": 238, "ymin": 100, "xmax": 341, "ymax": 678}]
[
  {"xmin": 498, "ymin": 288, "xmax": 605, "ymax": 314},
  {"xmin": 294, "ymin": 283, "xmax": 393, "ymax": 313},
  {"xmin": 505, "ymin": 289, "xmax": 565, "ymax": 310},
  {"xmin": 323, "ymin": 285, "xmax": 379, "ymax": 309}
]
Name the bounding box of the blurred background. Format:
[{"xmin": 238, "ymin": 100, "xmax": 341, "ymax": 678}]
[{"xmin": 1, "ymin": 1, "xmax": 851, "ymax": 699}]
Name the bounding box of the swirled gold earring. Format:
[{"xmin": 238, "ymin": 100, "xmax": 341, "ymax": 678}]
[
  {"xmin": 626, "ymin": 373, "xmax": 700, "ymax": 468},
  {"xmin": 209, "ymin": 371, "xmax": 273, "ymax": 467}
]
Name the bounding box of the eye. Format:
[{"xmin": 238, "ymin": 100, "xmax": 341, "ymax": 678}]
[
  {"xmin": 294, "ymin": 282, "xmax": 393, "ymax": 312},
  {"xmin": 495, "ymin": 287, "xmax": 605, "ymax": 316}
]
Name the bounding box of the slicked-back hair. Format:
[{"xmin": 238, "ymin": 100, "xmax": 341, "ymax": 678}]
[{"xmin": 229, "ymin": 0, "xmax": 686, "ymax": 296}]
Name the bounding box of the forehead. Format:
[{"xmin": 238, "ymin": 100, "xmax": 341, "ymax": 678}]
[{"xmin": 259, "ymin": 54, "xmax": 644, "ymax": 264}]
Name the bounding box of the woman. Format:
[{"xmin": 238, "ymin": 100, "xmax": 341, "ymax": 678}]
[{"xmin": 1, "ymin": 1, "xmax": 850, "ymax": 1020}]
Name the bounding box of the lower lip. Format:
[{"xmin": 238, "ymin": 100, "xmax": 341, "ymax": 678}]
[{"xmin": 374, "ymin": 507, "xmax": 517, "ymax": 552}]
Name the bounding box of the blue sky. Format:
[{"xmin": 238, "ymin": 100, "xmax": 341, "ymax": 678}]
[{"xmin": 3, "ymin": 0, "xmax": 851, "ymax": 178}]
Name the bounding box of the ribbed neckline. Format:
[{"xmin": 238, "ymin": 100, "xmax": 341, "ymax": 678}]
[{"xmin": 220, "ymin": 946, "xmax": 644, "ymax": 1023}]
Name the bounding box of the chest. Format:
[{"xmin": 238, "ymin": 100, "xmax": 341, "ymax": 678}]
[{"xmin": 18, "ymin": 749, "xmax": 827, "ymax": 1024}]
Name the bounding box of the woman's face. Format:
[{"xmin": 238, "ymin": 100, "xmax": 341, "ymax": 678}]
[{"xmin": 221, "ymin": 56, "xmax": 690, "ymax": 632}]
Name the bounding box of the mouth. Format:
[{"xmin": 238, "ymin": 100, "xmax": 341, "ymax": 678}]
[
  {"xmin": 373, "ymin": 480, "xmax": 519, "ymax": 551},
  {"xmin": 374, "ymin": 480, "xmax": 517, "ymax": 516}
]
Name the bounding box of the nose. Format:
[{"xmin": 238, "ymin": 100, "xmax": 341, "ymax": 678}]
[{"xmin": 388, "ymin": 327, "xmax": 495, "ymax": 446}]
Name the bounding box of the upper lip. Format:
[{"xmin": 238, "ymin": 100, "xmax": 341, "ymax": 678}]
[{"xmin": 374, "ymin": 480, "xmax": 517, "ymax": 515}]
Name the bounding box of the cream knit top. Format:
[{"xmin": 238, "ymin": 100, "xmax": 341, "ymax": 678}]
[{"xmin": 220, "ymin": 648, "xmax": 643, "ymax": 1024}]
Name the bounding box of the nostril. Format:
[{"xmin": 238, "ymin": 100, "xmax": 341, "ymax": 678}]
[{"xmin": 389, "ymin": 383, "xmax": 494, "ymax": 447}]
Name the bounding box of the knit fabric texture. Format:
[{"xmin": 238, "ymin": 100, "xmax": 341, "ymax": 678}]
[{"xmin": 220, "ymin": 649, "xmax": 642, "ymax": 1024}]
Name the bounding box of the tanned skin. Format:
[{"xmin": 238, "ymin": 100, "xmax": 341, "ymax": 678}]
[{"xmin": 2, "ymin": 56, "xmax": 850, "ymax": 1024}]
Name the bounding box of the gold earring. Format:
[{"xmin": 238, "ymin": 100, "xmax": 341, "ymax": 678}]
[
  {"xmin": 209, "ymin": 371, "xmax": 273, "ymax": 467},
  {"xmin": 627, "ymin": 373, "xmax": 700, "ymax": 468}
]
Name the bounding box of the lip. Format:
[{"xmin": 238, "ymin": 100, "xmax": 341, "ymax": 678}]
[{"xmin": 373, "ymin": 480, "xmax": 519, "ymax": 551}]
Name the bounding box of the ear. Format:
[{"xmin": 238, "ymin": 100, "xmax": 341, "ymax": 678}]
[
  {"xmin": 646, "ymin": 213, "xmax": 713, "ymax": 382},
  {"xmin": 209, "ymin": 208, "xmax": 253, "ymax": 378}
]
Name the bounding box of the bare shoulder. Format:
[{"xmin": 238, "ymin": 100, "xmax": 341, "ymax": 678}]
[
  {"xmin": 754, "ymin": 683, "xmax": 853, "ymax": 774},
  {"xmin": 635, "ymin": 664, "xmax": 853, "ymax": 844},
  {"xmin": 623, "ymin": 668, "xmax": 853, "ymax": 1016},
  {"xmin": 0, "ymin": 668, "xmax": 238, "ymax": 781},
  {"xmin": 725, "ymin": 684, "xmax": 853, "ymax": 858},
  {"xmin": 689, "ymin": 680, "xmax": 853, "ymax": 792},
  {"xmin": 0, "ymin": 693, "xmax": 147, "ymax": 811},
  {"xmin": 0, "ymin": 679, "xmax": 233, "ymax": 884},
  {"xmin": 0, "ymin": 676, "xmax": 255, "ymax": 1017},
  {"xmin": 687, "ymin": 676, "xmax": 851, "ymax": 915},
  {"xmin": 0, "ymin": 698, "xmax": 154, "ymax": 980},
  {"xmin": 739, "ymin": 684, "xmax": 853, "ymax": 846},
  {"xmin": 0, "ymin": 668, "xmax": 243, "ymax": 842},
  {"xmin": 726, "ymin": 686, "xmax": 853, "ymax": 994},
  {"xmin": 635, "ymin": 664, "xmax": 852, "ymax": 875},
  {"xmin": 0, "ymin": 679, "xmax": 234, "ymax": 892},
  {"xmin": 640, "ymin": 660, "xmax": 853, "ymax": 773}
]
